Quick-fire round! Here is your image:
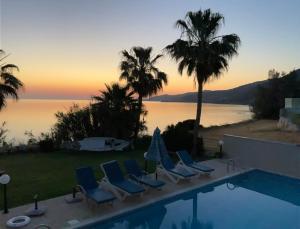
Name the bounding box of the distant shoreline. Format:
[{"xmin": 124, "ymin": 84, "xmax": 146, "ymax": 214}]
[
  {"xmin": 144, "ymin": 100, "xmax": 250, "ymax": 106},
  {"xmin": 16, "ymin": 98, "xmax": 250, "ymax": 106}
]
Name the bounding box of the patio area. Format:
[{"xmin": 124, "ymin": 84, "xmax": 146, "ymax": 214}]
[{"xmin": 0, "ymin": 159, "xmax": 246, "ymax": 229}]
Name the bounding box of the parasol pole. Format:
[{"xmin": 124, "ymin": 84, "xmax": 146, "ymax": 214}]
[
  {"xmin": 144, "ymin": 160, "xmax": 148, "ymax": 172},
  {"xmin": 155, "ymin": 161, "xmax": 158, "ymax": 180}
]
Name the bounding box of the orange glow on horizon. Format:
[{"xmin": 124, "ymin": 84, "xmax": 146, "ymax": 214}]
[
  {"xmin": 19, "ymin": 71, "xmax": 263, "ymax": 99},
  {"xmin": 3, "ymin": 0, "xmax": 300, "ymax": 99},
  {"xmin": 15, "ymin": 59, "xmax": 270, "ymax": 99}
]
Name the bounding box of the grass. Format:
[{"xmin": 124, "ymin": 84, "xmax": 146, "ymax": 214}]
[{"xmin": 0, "ymin": 149, "xmax": 156, "ymax": 209}]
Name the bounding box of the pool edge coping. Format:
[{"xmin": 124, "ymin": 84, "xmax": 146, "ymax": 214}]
[{"xmin": 71, "ymin": 168, "xmax": 254, "ymax": 229}]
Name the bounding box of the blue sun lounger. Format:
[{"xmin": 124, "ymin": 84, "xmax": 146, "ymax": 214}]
[
  {"xmin": 124, "ymin": 159, "xmax": 165, "ymax": 189},
  {"xmin": 75, "ymin": 166, "xmax": 115, "ymax": 205},
  {"xmin": 100, "ymin": 160, "xmax": 145, "ymax": 200},
  {"xmin": 159, "ymin": 153, "xmax": 196, "ymax": 183},
  {"xmin": 177, "ymin": 150, "xmax": 214, "ymax": 174}
]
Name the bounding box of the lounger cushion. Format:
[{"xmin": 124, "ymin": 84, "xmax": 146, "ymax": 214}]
[
  {"xmin": 86, "ymin": 188, "xmax": 115, "ymax": 204},
  {"xmin": 102, "ymin": 160, "xmax": 145, "ymax": 194},
  {"xmin": 102, "ymin": 161, "xmax": 124, "ymax": 183},
  {"xmin": 132, "ymin": 175, "xmax": 165, "ymax": 188},
  {"xmin": 168, "ymin": 166, "xmax": 196, "ymax": 178},
  {"xmin": 76, "ymin": 166, "xmax": 98, "ymax": 190},
  {"xmin": 190, "ymin": 162, "xmax": 215, "ymax": 173},
  {"xmin": 161, "ymin": 154, "xmax": 175, "ymax": 170},
  {"xmin": 124, "ymin": 160, "xmax": 144, "ymax": 177},
  {"xmin": 177, "ymin": 150, "xmax": 214, "ymax": 173},
  {"xmin": 76, "ymin": 166, "xmax": 116, "ymax": 204},
  {"xmin": 160, "ymin": 152, "xmax": 196, "ymax": 178},
  {"xmin": 124, "ymin": 159, "xmax": 165, "ymax": 188},
  {"xmin": 112, "ymin": 180, "xmax": 145, "ymax": 194}
]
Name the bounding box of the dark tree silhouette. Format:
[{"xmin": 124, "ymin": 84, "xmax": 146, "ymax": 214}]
[
  {"xmin": 92, "ymin": 83, "xmax": 147, "ymax": 138},
  {"xmin": 0, "ymin": 50, "xmax": 23, "ymax": 110},
  {"xmin": 165, "ymin": 9, "xmax": 240, "ymax": 155},
  {"xmin": 120, "ymin": 47, "xmax": 167, "ymax": 138},
  {"xmin": 52, "ymin": 83, "xmax": 146, "ymax": 143}
]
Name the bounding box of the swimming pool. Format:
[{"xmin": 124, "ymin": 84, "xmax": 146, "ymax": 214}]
[{"xmin": 78, "ymin": 170, "xmax": 300, "ymax": 229}]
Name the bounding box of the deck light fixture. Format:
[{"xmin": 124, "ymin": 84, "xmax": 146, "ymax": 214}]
[{"xmin": 0, "ymin": 173, "xmax": 10, "ymax": 214}]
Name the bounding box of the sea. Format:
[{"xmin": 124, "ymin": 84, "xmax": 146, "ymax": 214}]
[{"xmin": 0, "ymin": 99, "xmax": 252, "ymax": 143}]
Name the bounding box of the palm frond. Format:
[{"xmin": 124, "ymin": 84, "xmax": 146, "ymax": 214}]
[
  {"xmin": 150, "ymin": 54, "xmax": 163, "ymax": 65},
  {"xmin": 1, "ymin": 72, "xmax": 23, "ymax": 89},
  {"xmin": 0, "ymin": 50, "xmax": 23, "ymax": 110},
  {"xmin": 1, "ymin": 64, "xmax": 19, "ymax": 72},
  {"xmin": 157, "ymin": 72, "xmax": 168, "ymax": 85},
  {"xmin": 0, "ymin": 84, "xmax": 19, "ymax": 99},
  {"xmin": 166, "ymin": 9, "xmax": 240, "ymax": 84},
  {"xmin": 0, "ymin": 93, "xmax": 6, "ymax": 110},
  {"xmin": 119, "ymin": 46, "xmax": 167, "ymax": 98}
]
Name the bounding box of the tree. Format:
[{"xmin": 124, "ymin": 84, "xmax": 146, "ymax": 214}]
[
  {"xmin": 92, "ymin": 83, "xmax": 136, "ymax": 113},
  {"xmin": 54, "ymin": 104, "xmax": 93, "ymax": 142},
  {"xmin": 92, "ymin": 83, "xmax": 146, "ymax": 138},
  {"xmin": 250, "ymin": 69, "xmax": 300, "ymax": 119},
  {"xmin": 0, "ymin": 50, "xmax": 23, "ymax": 110},
  {"xmin": 120, "ymin": 47, "xmax": 167, "ymax": 138},
  {"xmin": 165, "ymin": 9, "xmax": 240, "ymax": 155},
  {"xmin": 52, "ymin": 83, "xmax": 146, "ymax": 143},
  {"xmin": 162, "ymin": 120, "xmax": 204, "ymax": 153}
]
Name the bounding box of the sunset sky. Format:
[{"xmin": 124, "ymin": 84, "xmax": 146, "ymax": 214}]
[{"xmin": 1, "ymin": 0, "xmax": 300, "ymax": 99}]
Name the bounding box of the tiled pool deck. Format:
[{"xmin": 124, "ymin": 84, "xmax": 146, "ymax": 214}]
[{"xmin": 0, "ymin": 159, "xmax": 247, "ymax": 229}]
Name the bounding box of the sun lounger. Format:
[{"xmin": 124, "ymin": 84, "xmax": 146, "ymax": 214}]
[
  {"xmin": 124, "ymin": 159, "xmax": 165, "ymax": 189},
  {"xmin": 176, "ymin": 150, "xmax": 214, "ymax": 175},
  {"xmin": 100, "ymin": 160, "xmax": 145, "ymax": 200},
  {"xmin": 159, "ymin": 153, "xmax": 196, "ymax": 183},
  {"xmin": 75, "ymin": 166, "xmax": 115, "ymax": 205}
]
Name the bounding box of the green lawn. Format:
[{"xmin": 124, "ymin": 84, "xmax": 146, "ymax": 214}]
[{"xmin": 0, "ymin": 149, "xmax": 155, "ymax": 209}]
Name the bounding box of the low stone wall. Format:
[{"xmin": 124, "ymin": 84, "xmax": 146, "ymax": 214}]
[{"xmin": 223, "ymin": 134, "xmax": 300, "ymax": 178}]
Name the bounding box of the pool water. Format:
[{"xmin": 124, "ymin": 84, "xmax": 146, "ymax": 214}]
[{"xmin": 80, "ymin": 170, "xmax": 300, "ymax": 229}]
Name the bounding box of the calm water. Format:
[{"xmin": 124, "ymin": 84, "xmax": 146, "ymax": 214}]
[
  {"xmin": 81, "ymin": 170, "xmax": 300, "ymax": 229},
  {"xmin": 0, "ymin": 99, "xmax": 251, "ymax": 143}
]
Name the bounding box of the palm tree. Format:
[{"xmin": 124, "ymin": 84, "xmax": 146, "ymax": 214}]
[
  {"xmin": 120, "ymin": 47, "xmax": 167, "ymax": 138},
  {"xmin": 92, "ymin": 83, "xmax": 136, "ymax": 112},
  {"xmin": 165, "ymin": 9, "xmax": 240, "ymax": 155},
  {"xmin": 0, "ymin": 50, "xmax": 23, "ymax": 110},
  {"xmin": 92, "ymin": 83, "xmax": 146, "ymax": 138}
]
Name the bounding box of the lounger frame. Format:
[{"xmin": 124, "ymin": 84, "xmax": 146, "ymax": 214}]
[
  {"xmin": 100, "ymin": 161, "xmax": 144, "ymax": 201},
  {"xmin": 157, "ymin": 163, "xmax": 194, "ymax": 184},
  {"xmin": 76, "ymin": 182, "xmax": 114, "ymax": 208},
  {"xmin": 129, "ymin": 172, "xmax": 164, "ymax": 190},
  {"xmin": 176, "ymin": 151, "xmax": 214, "ymax": 177}
]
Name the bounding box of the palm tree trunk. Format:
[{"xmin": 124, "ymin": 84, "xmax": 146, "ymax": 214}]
[
  {"xmin": 134, "ymin": 95, "xmax": 143, "ymax": 139},
  {"xmin": 192, "ymin": 82, "xmax": 203, "ymax": 156}
]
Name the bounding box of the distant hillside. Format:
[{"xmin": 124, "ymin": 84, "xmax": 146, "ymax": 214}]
[
  {"xmin": 148, "ymin": 81, "xmax": 266, "ymax": 105},
  {"xmin": 148, "ymin": 69, "xmax": 300, "ymax": 105}
]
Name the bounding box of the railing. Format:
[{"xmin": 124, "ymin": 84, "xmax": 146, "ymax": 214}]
[{"xmin": 226, "ymin": 159, "xmax": 236, "ymax": 173}]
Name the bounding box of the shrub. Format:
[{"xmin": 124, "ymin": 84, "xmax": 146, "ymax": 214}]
[
  {"xmin": 134, "ymin": 135, "xmax": 152, "ymax": 150},
  {"xmin": 53, "ymin": 105, "xmax": 93, "ymax": 143},
  {"xmin": 0, "ymin": 122, "xmax": 8, "ymax": 146},
  {"xmin": 24, "ymin": 131, "xmax": 38, "ymax": 145},
  {"xmin": 39, "ymin": 139, "xmax": 54, "ymax": 152},
  {"xmin": 162, "ymin": 120, "xmax": 204, "ymax": 155},
  {"xmin": 38, "ymin": 133, "xmax": 55, "ymax": 152}
]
